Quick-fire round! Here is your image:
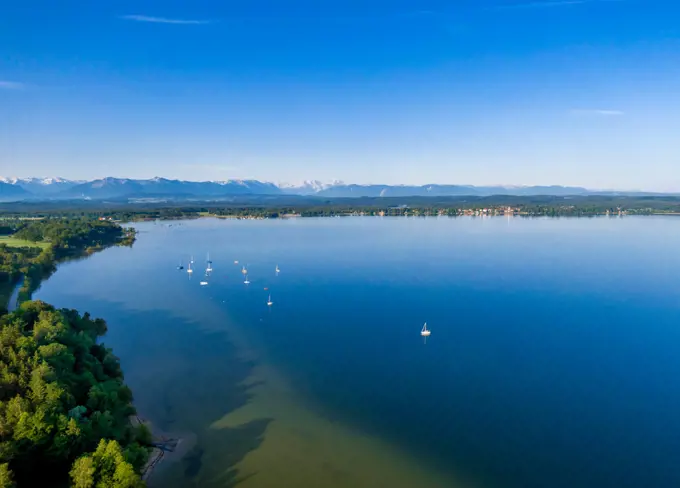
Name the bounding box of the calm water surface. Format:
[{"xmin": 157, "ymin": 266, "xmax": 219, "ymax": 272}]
[{"xmin": 35, "ymin": 217, "xmax": 680, "ymax": 488}]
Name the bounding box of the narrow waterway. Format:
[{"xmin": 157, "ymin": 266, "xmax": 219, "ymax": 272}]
[{"xmin": 7, "ymin": 276, "xmax": 23, "ymax": 313}]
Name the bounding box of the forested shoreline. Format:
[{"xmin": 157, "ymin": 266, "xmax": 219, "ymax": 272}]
[
  {"xmin": 3, "ymin": 194, "xmax": 680, "ymax": 221},
  {"xmin": 0, "ymin": 219, "xmax": 136, "ymax": 312},
  {"xmin": 0, "ymin": 219, "xmax": 147, "ymax": 487},
  {"xmin": 0, "ymin": 301, "xmax": 149, "ymax": 487}
]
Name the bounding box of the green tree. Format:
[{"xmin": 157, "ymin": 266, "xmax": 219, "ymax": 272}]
[
  {"xmin": 70, "ymin": 440, "xmax": 144, "ymax": 488},
  {"xmin": 0, "ymin": 464, "xmax": 15, "ymax": 488},
  {"xmin": 0, "ymin": 301, "xmax": 149, "ymax": 486}
]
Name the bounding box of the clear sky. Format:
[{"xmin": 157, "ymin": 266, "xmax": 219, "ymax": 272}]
[{"xmin": 1, "ymin": 0, "xmax": 679, "ymax": 190}]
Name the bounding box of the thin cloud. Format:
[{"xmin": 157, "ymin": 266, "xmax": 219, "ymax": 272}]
[
  {"xmin": 494, "ymin": 0, "xmax": 621, "ymax": 10},
  {"xmin": 570, "ymin": 109, "xmax": 625, "ymax": 116},
  {"xmin": 120, "ymin": 15, "xmax": 212, "ymax": 25},
  {"xmin": 0, "ymin": 81, "xmax": 24, "ymax": 90}
]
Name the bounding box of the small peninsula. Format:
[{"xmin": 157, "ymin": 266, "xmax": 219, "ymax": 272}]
[{"xmin": 0, "ymin": 218, "xmax": 136, "ymax": 312}]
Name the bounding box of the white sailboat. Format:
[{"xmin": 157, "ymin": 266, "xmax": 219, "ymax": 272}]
[
  {"xmin": 206, "ymin": 253, "xmax": 213, "ymax": 273},
  {"xmin": 421, "ymin": 322, "xmax": 431, "ymax": 337},
  {"xmin": 242, "ymin": 265, "xmax": 248, "ymax": 275},
  {"xmin": 187, "ymin": 262, "xmax": 193, "ymax": 274},
  {"xmin": 244, "ymin": 274, "xmax": 250, "ymax": 285},
  {"xmin": 190, "ymin": 255, "xmax": 194, "ymax": 264},
  {"xmin": 275, "ymin": 265, "xmax": 280, "ymax": 274},
  {"xmin": 267, "ymin": 294, "xmax": 273, "ymax": 306}
]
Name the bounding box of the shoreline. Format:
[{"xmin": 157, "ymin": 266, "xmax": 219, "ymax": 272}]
[
  {"xmin": 0, "ymin": 233, "xmax": 136, "ymax": 311},
  {"xmin": 104, "ymin": 251, "xmax": 471, "ymax": 488},
  {"xmin": 125, "ymin": 212, "xmax": 672, "ymax": 224},
  {"xmin": 130, "ymin": 415, "xmax": 197, "ymax": 483},
  {"xmin": 6, "ymin": 276, "xmax": 24, "ymax": 312}
]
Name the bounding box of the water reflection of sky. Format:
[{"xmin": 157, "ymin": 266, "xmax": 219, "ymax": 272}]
[{"xmin": 37, "ymin": 216, "xmax": 680, "ymax": 488}]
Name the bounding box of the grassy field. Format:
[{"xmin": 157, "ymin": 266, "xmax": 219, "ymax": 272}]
[{"xmin": 0, "ymin": 236, "xmax": 50, "ymax": 249}]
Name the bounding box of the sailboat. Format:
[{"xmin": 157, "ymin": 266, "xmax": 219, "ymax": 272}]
[
  {"xmin": 190, "ymin": 255, "xmax": 194, "ymax": 264},
  {"xmin": 267, "ymin": 294, "xmax": 273, "ymax": 306},
  {"xmin": 275, "ymin": 265, "xmax": 280, "ymax": 274},
  {"xmin": 244, "ymin": 274, "xmax": 250, "ymax": 285},
  {"xmin": 187, "ymin": 262, "xmax": 193, "ymax": 274},
  {"xmin": 421, "ymin": 322, "xmax": 431, "ymax": 337},
  {"xmin": 177, "ymin": 260, "xmax": 184, "ymax": 270},
  {"xmin": 200, "ymin": 280, "xmax": 208, "ymax": 286},
  {"xmin": 242, "ymin": 265, "xmax": 248, "ymax": 275}
]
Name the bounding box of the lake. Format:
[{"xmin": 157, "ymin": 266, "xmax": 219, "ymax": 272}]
[{"xmin": 35, "ymin": 216, "xmax": 680, "ymax": 488}]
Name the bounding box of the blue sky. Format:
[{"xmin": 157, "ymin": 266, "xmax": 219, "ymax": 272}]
[{"xmin": 1, "ymin": 0, "xmax": 679, "ymax": 190}]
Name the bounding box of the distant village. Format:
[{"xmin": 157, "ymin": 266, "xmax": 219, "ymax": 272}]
[
  {"xmin": 90, "ymin": 204, "xmax": 645, "ymax": 223},
  {"xmin": 350, "ymin": 206, "xmax": 630, "ymax": 217},
  {"xmin": 378, "ymin": 206, "xmax": 523, "ymax": 217}
]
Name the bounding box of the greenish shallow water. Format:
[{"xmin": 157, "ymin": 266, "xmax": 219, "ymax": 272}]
[{"xmin": 35, "ymin": 216, "xmax": 680, "ymax": 488}]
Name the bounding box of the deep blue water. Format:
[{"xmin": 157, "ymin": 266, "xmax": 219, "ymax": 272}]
[{"xmin": 35, "ymin": 216, "xmax": 680, "ymax": 487}]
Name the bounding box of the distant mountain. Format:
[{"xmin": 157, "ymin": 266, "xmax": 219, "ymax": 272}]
[
  {"xmin": 0, "ymin": 176, "xmax": 673, "ymax": 201},
  {"xmin": 65, "ymin": 178, "xmax": 146, "ymax": 199},
  {"xmin": 315, "ymin": 184, "xmax": 592, "ymax": 198},
  {"xmin": 485, "ymin": 185, "xmax": 591, "ymax": 196},
  {"xmin": 279, "ymin": 180, "xmax": 344, "ymax": 195},
  {"xmin": 63, "ymin": 177, "xmax": 282, "ymax": 199},
  {"xmin": 0, "ymin": 177, "xmax": 82, "ymax": 196},
  {"xmin": 0, "ymin": 181, "xmax": 30, "ymax": 201}
]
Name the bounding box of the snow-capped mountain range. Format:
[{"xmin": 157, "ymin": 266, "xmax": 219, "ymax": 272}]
[
  {"xmin": 278, "ymin": 180, "xmax": 345, "ymax": 195},
  {"xmin": 0, "ymin": 177, "xmax": 85, "ymax": 196},
  {"xmin": 0, "ymin": 177, "xmax": 283, "ymax": 200},
  {"xmin": 0, "ymin": 176, "xmax": 668, "ymax": 202}
]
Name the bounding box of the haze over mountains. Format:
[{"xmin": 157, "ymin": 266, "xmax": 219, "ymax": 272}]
[{"xmin": 0, "ymin": 176, "xmax": 671, "ymax": 202}]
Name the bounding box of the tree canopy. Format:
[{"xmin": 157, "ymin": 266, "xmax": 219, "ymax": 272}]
[
  {"xmin": 0, "ymin": 301, "xmax": 149, "ymax": 487},
  {"xmin": 1, "ymin": 219, "xmax": 135, "ymax": 312},
  {"xmin": 69, "ymin": 439, "xmax": 145, "ymax": 488},
  {"xmin": 13, "ymin": 220, "xmax": 134, "ymax": 254}
]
